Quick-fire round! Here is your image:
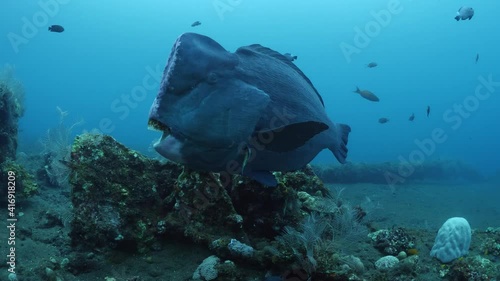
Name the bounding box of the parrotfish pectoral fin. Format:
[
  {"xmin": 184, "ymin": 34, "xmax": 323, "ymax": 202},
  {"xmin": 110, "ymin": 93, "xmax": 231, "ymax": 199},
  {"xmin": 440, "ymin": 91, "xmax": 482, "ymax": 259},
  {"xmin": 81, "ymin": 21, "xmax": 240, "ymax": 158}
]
[
  {"xmin": 254, "ymin": 121, "xmax": 329, "ymax": 153},
  {"xmin": 185, "ymin": 81, "xmax": 271, "ymax": 146},
  {"xmin": 330, "ymin": 123, "xmax": 351, "ymax": 164},
  {"xmin": 243, "ymin": 170, "xmax": 278, "ymax": 187},
  {"xmin": 241, "ymin": 146, "xmax": 251, "ymax": 172}
]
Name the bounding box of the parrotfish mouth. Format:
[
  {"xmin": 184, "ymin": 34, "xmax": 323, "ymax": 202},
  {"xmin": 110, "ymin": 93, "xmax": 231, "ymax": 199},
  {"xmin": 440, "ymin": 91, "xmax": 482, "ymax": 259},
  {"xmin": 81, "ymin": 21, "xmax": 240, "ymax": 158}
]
[
  {"xmin": 147, "ymin": 118, "xmax": 172, "ymax": 149},
  {"xmin": 148, "ymin": 118, "xmax": 186, "ymax": 163},
  {"xmin": 148, "ymin": 119, "xmax": 171, "ymax": 141}
]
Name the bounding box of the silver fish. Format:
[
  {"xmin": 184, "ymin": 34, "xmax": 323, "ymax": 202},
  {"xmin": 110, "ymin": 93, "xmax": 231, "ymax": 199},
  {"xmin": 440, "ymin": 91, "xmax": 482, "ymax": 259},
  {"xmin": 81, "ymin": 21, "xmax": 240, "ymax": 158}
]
[{"xmin": 354, "ymin": 87, "xmax": 379, "ymax": 102}]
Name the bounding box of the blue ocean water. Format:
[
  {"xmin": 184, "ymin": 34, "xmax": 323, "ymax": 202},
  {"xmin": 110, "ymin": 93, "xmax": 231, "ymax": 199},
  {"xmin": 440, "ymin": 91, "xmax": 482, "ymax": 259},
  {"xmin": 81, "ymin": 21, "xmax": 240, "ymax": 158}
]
[{"xmin": 2, "ymin": 0, "xmax": 499, "ymax": 176}]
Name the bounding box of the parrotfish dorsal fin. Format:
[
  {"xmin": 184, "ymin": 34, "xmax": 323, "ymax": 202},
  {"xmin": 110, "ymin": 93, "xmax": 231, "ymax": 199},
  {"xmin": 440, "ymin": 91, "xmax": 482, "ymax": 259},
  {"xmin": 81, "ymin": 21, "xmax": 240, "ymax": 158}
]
[{"xmin": 236, "ymin": 44, "xmax": 325, "ymax": 107}]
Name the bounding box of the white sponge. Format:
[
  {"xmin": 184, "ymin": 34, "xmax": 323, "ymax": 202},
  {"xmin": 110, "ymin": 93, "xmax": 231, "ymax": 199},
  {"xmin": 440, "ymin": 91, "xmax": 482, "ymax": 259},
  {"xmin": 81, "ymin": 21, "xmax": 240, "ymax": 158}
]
[
  {"xmin": 193, "ymin": 255, "xmax": 220, "ymax": 281},
  {"xmin": 430, "ymin": 217, "xmax": 471, "ymax": 263}
]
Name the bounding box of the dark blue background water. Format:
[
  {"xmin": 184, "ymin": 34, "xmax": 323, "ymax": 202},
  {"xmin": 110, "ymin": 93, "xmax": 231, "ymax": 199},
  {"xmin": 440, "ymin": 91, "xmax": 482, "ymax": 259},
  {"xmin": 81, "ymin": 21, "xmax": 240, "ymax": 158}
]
[{"xmin": 2, "ymin": 0, "xmax": 499, "ymax": 176}]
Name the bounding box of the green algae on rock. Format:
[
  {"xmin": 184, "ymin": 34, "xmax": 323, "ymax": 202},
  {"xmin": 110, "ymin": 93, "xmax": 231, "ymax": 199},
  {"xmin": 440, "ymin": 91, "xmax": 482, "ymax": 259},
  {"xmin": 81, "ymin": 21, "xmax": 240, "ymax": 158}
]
[
  {"xmin": 0, "ymin": 79, "xmax": 24, "ymax": 164},
  {"xmin": 69, "ymin": 133, "xmax": 179, "ymax": 253},
  {"xmin": 69, "ymin": 133, "xmax": 350, "ymax": 278},
  {"xmin": 0, "ymin": 159, "xmax": 38, "ymax": 197}
]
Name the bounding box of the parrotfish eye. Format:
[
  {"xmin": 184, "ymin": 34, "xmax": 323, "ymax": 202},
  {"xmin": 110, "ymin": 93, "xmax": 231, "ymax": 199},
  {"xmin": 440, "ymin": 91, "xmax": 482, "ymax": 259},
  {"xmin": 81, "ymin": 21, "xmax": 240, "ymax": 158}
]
[{"xmin": 207, "ymin": 72, "xmax": 218, "ymax": 84}]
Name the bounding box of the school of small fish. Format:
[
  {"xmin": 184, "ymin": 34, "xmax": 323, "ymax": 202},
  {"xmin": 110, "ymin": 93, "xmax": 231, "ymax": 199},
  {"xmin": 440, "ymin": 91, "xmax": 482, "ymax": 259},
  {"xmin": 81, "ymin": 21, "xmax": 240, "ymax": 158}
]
[{"xmin": 354, "ymin": 6, "xmax": 477, "ymax": 124}]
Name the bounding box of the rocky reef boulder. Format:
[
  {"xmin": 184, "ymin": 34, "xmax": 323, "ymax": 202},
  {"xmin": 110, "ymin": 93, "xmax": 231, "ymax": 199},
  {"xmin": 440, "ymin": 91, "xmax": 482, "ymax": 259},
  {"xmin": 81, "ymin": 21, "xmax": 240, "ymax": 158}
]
[
  {"xmin": 0, "ymin": 80, "xmax": 24, "ymax": 164},
  {"xmin": 69, "ymin": 133, "xmax": 329, "ymax": 254},
  {"xmin": 0, "ymin": 70, "xmax": 37, "ymax": 199}
]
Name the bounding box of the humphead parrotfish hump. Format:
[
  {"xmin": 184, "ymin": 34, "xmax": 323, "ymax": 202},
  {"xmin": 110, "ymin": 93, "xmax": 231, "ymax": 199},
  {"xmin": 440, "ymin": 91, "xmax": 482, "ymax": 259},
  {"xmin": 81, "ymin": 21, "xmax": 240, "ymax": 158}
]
[
  {"xmin": 151, "ymin": 33, "xmax": 269, "ymax": 146},
  {"xmin": 149, "ymin": 33, "xmax": 271, "ymax": 170}
]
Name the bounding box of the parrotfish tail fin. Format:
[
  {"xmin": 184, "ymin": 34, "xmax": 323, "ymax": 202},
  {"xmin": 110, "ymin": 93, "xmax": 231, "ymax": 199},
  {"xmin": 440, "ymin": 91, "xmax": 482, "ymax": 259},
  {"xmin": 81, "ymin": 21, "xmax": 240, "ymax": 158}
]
[
  {"xmin": 454, "ymin": 16, "xmax": 460, "ymax": 21},
  {"xmin": 330, "ymin": 123, "xmax": 351, "ymax": 164},
  {"xmin": 353, "ymin": 86, "xmax": 360, "ymax": 94}
]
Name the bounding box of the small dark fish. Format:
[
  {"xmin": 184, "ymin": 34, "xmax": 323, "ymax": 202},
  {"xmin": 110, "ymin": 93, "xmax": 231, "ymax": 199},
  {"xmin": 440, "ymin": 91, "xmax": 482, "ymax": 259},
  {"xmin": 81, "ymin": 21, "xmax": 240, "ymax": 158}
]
[
  {"xmin": 426, "ymin": 106, "xmax": 430, "ymax": 117},
  {"xmin": 366, "ymin": 62, "xmax": 378, "ymax": 68},
  {"xmin": 48, "ymin": 25, "xmax": 64, "ymax": 33},
  {"xmin": 475, "ymin": 53, "xmax": 479, "ymax": 64},
  {"xmin": 409, "ymin": 113, "xmax": 415, "ymax": 121},
  {"xmin": 455, "ymin": 6, "xmax": 474, "ymax": 21},
  {"xmin": 353, "ymin": 87, "xmax": 379, "ymax": 102},
  {"xmin": 378, "ymin": 118, "xmax": 389, "ymax": 124},
  {"xmin": 191, "ymin": 21, "xmax": 201, "ymax": 27},
  {"xmin": 283, "ymin": 53, "xmax": 297, "ymax": 62}
]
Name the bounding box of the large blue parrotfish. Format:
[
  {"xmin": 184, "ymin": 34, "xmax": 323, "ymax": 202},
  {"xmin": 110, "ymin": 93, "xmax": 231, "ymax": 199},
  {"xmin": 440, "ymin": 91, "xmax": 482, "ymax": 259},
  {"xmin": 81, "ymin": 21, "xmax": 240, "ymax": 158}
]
[{"xmin": 148, "ymin": 33, "xmax": 350, "ymax": 186}]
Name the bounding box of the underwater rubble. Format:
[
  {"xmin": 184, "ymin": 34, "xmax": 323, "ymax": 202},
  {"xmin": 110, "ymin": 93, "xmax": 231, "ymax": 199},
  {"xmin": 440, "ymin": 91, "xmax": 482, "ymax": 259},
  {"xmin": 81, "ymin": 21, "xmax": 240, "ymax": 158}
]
[
  {"xmin": 68, "ymin": 134, "xmax": 328, "ymax": 250},
  {"xmin": 67, "ymin": 133, "xmax": 380, "ymax": 280},
  {"xmin": 64, "ymin": 133, "xmax": 500, "ymax": 281},
  {"xmin": 69, "ymin": 133, "xmax": 336, "ymax": 278},
  {"xmin": 2, "ymin": 130, "xmax": 498, "ymax": 280}
]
